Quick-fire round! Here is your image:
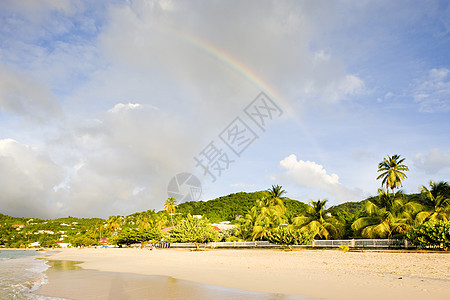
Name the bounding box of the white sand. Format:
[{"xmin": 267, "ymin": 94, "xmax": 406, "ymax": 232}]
[{"xmin": 36, "ymin": 248, "xmax": 450, "ymax": 300}]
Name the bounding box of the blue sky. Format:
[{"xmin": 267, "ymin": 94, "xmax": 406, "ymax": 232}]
[{"xmin": 0, "ymin": 0, "xmax": 449, "ymax": 218}]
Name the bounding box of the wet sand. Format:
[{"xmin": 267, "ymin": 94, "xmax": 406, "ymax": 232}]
[
  {"xmin": 35, "ymin": 248, "xmax": 450, "ymax": 300},
  {"xmin": 37, "ymin": 260, "xmax": 302, "ymax": 299}
]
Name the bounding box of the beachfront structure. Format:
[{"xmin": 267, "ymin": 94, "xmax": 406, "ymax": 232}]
[
  {"xmin": 211, "ymin": 222, "xmax": 237, "ymax": 231},
  {"xmin": 28, "ymin": 242, "xmax": 40, "ymax": 247}
]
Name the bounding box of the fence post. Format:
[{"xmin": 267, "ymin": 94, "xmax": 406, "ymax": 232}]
[
  {"xmin": 404, "ymin": 240, "xmax": 408, "ymax": 249},
  {"xmin": 312, "ymin": 240, "xmax": 315, "ymax": 247},
  {"xmin": 351, "ymin": 239, "xmax": 355, "ymax": 248}
]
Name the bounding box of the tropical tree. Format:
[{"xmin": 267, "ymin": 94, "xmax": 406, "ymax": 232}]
[
  {"xmin": 153, "ymin": 213, "xmax": 169, "ymax": 229},
  {"xmin": 415, "ymin": 181, "xmax": 450, "ymax": 224},
  {"xmin": 293, "ymin": 199, "xmax": 344, "ymax": 240},
  {"xmin": 237, "ymin": 206, "xmax": 259, "ymax": 241},
  {"xmin": 429, "ymin": 181, "xmax": 450, "ymax": 199},
  {"xmin": 111, "ymin": 227, "xmax": 162, "ymax": 247},
  {"xmin": 136, "ymin": 211, "xmax": 152, "ymax": 231},
  {"xmin": 266, "ymin": 185, "xmax": 287, "ymax": 212},
  {"xmin": 252, "ymin": 196, "xmax": 288, "ymax": 240},
  {"xmin": 376, "ymin": 154, "xmax": 409, "ymax": 196},
  {"xmin": 164, "ymin": 197, "xmax": 177, "ymax": 227},
  {"xmin": 106, "ymin": 216, "xmax": 123, "ymax": 235},
  {"xmin": 352, "ymin": 190, "xmax": 417, "ymax": 238},
  {"xmin": 168, "ymin": 215, "xmax": 219, "ymax": 250}
]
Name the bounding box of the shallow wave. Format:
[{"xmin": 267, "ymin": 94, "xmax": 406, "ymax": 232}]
[{"xmin": 0, "ymin": 251, "xmax": 66, "ymax": 299}]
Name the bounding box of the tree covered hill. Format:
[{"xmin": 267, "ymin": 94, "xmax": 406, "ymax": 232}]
[
  {"xmin": 1, "ymin": 187, "xmax": 442, "ymax": 247},
  {"xmin": 1, "ymin": 191, "xmax": 365, "ymax": 225},
  {"xmin": 176, "ymin": 191, "xmax": 318, "ymax": 223}
]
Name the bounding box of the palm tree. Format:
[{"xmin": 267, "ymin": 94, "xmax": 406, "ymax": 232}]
[
  {"xmin": 238, "ymin": 206, "xmax": 259, "ymax": 241},
  {"xmin": 377, "ymin": 154, "xmax": 409, "ymax": 196},
  {"xmin": 153, "ymin": 213, "xmax": 169, "ymax": 230},
  {"xmin": 252, "ymin": 196, "xmax": 288, "ymax": 240},
  {"xmin": 164, "ymin": 197, "xmax": 177, "ymax": 227},
  {"xmin": 415, "ymin": 181, "xmax": 450, "ymax": 224},
  {"xmin": 429, "ymin": 181, "xmax": 450, "ymax": 199},
  {"xmin": 352, "ymin": 190, "xmax": 417, "ymax": 238},
  {"xmin": 293, "ymin": 199, "xmax": 343, "ymax": 240},
  {"xmin": 106, "ymin": 216, "xmax": 123, "ymax": 235},
  {"xmin": 136, "ymin": 211, "xmax": 152, "ymax": 231},
  {"xmin": 265, "ymin": 184, "xmax": 287, "ymax": 215}
]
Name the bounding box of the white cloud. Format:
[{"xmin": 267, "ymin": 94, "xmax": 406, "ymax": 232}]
[
  {"xmin": 279, "ymin": 154, "xmax": 340, "ymax": 187},
  {"xmin": 413, "ymin": 68, "xmax": 450, "ymax": 113},
  {"xmin": 0, "ymin": 63, "xmax": 62, "ymax": 122},
  {"xmin": 0, "ymin": 0, "xmax": 75, "ymax": 21},
  {"xmin": 0, "ymin": 139, "xmax": 64, "ymax": 217},
  {"xmin": 108, "ymin": 103, "xmax": 143, "ymax": 113},
  {"xmin": 275, "ymin": 154, "xmax": 360, "ymax": 203},
  {"xmin": 324, "ymin": 74, "xmax": 365, "ymax": 102},
  {"xmin": 413, "ymin": 148, "xmax": 450, "ymax": 174},
  {"xmin": 0, "ymin": 1, "xmax": 395, "ymax": 218}
]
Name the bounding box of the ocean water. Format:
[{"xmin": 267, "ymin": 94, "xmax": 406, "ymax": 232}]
[{"xmin": 0, "ymin": 250, "xmax": 61, "ymax": 300}]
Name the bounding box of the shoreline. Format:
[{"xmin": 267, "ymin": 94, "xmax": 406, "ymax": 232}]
[{"xmin": 34, "ymin": 248, "xmax": 450, "ymax": 300}]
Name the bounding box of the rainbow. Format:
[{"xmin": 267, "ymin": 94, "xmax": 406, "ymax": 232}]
[
  {"xmin": 160, "ymin": 25, "xmax": 323, "ymax": 158},
  {"xmin": 174, "ymin": 31, "xmax": 295, "ymax": 116}
]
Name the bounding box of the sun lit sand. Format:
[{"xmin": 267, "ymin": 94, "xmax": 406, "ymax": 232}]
[{"xmin": 35, "ymin": 248, "xmax": 450, "ymax": 300}]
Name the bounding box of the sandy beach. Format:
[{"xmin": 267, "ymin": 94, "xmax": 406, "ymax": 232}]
[{"xmin": 34, "ymin": 248, "xmax": 450, "ymax": 300}]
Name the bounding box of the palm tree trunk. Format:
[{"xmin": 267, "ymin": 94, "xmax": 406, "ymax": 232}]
[{"xmin": 170, "ymin": 214, "xmax": 174, "ymax": 227}]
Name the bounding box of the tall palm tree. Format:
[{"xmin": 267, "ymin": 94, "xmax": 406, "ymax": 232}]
[
  {"xmin": 293, "ymin": 199, "xmax": 343, "ymax": 240},
  {"xmin": 377, "ymin": 154, "xmax": 409, "ymax": 196},
  {"xmin": 164, "ymin": 197, "xmax": 177, "ymax": 226},
  {"xmin": 415, "ymin": 181, "xmax": 450, "ymax": 224},
  {"xmin": 266, "ymin": 185, "xmax": 287, "ymax": 215}
]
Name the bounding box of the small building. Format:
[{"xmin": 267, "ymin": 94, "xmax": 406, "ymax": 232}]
[
  {"xmin": 57, "ymin": 242, "xmax": 71, "ymax": 248},
  {"xmin": 211, "ymin": 223, "xmax": 237, "ymax": 231},
  {"xmin": 29, "ymin": 242, "xmax": 40, "ymax": 248}
]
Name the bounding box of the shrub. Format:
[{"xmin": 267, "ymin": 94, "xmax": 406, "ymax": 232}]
[
  {"xmin": 407, "ymin": 221, "xmax": 450, "ymax": 249},
  {"xmin": 266, "ymin": 227, "xmax": 314, "ymax": 249}
]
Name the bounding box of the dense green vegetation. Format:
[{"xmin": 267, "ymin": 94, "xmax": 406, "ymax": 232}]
[
  {"xmin": 266, "ymin": 227, "xmax": 314, "ymax": 249},
  {"xmin": 1, "ymin": 154, "xmax": 449, "ymax": 249},
  {"xmin": 168, "ymin": 215, "xmax": 219, "ymax": 250},
  {"xmin": 407, "ymin": 221, "xmax": 450, "ymax": 249},
  {"xmin": 0, "ymin": 215, "xmax": 104, "ymax": 248}
]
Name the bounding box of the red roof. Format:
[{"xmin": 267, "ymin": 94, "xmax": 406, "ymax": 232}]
[
  {"xmin": 212, "ymin": 226, "xmax": 220, "ymax": 232},
  {"xmin": 162, "ymin": 226, "xmax": 174, "ymax": 232}
]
